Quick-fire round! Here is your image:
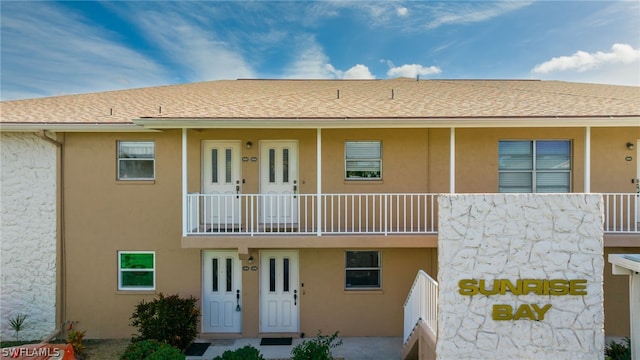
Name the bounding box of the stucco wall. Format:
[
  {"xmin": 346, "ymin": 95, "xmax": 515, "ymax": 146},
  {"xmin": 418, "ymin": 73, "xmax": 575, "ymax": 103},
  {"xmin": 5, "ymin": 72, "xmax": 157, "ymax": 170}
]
[
  {"xmin": 0, "ymin": 132, "xmax": 57, "ymax": 340},
  {"xmin": 437, "ymin": 194, "xmax": 604, "ymax": 359}
]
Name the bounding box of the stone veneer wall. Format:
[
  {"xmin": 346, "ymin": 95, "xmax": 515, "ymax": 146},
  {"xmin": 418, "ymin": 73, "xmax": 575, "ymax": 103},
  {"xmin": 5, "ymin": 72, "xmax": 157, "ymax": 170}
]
[
  {"xmin": 1, "ymin": 132, "xmax": 57, "ymax": 340},
  {"xmin": 437, "ymin": 194, "xmax": 604, "ymax": 359}
]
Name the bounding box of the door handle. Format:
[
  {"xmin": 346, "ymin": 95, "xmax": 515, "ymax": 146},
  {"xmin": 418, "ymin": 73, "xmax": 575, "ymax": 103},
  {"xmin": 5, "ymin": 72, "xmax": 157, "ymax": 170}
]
[
  {"xmin": 236, "ymin": 289, "xmax": 241, "ymax": 312},
  {"xmin": 293, "ymin": 180, "xmax": 297, "ymax": 199},
  {"xmin": 294, "ymin": 289, "xmax": 298, "ymax": 306},
  {"xmin": 236, "ymin": 180, "xmax": 240, "ymax": 199}
]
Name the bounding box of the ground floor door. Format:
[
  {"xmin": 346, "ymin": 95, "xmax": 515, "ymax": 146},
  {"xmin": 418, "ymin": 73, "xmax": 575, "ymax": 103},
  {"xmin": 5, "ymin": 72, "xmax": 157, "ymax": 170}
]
[
  {"xmin": 260, "ymin": 250, "xmax": 299, "ymax": 333},
  {"xmin": 202, "ymin": 250, "xmax": 242, "ymax": 333}
]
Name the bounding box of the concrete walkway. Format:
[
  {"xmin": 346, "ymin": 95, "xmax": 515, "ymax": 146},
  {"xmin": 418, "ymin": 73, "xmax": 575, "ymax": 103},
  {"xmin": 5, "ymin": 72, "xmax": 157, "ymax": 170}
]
[{"xmin": 186, "ymin": 337, "xmax": 403, "ymax": 360}]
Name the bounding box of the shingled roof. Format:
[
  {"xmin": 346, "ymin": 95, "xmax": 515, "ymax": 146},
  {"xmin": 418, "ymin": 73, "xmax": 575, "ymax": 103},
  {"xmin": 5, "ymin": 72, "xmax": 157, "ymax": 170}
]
[{"xmin": 1, "ymin": 78, "xmax": 639, "ymax": 128}]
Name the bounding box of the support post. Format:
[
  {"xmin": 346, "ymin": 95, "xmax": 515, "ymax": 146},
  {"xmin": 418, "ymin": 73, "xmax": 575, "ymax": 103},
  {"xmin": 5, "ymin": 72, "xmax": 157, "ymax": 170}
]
[
  {"xmin": 182, "ymin": 128, "xmax": 188, "ymax": 237},
  {"xmin": 450, "ymin": 128, "xmax": 455, "ymax": 194},
  {"xmin": 585, "ymin": 126, "xmax": 591, "ymax": 193},
  {"xmin": 317, "ymin": 128, "xmax": 322, "ymax": 236}
]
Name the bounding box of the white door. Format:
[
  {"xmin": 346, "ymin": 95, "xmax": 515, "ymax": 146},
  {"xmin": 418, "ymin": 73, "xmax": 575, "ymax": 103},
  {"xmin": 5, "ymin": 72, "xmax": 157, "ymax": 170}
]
[
  {"xmin": 202, "ymin": 141, "xmax": 242, "ymax": 229},
  {"xmin": 202, "ymin": 251, "xmax": 242, "ymax": 333},
  {"xmin": 636, "ymin": 140, "xmax": 640, "ymax": 223},
  {"xmin": 259, "ymin": 141, "xmax": 298, "ymax": 227},
  {"xmin": 260, "ymin": 250, "xmax": 299, "ymax": 333}
]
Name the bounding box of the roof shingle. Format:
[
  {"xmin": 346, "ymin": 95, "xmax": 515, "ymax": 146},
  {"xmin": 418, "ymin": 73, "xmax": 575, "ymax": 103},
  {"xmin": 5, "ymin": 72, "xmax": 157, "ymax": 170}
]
[{"xmin": 1, "ymin": 78, "xmax": 639, "ymax": 125}]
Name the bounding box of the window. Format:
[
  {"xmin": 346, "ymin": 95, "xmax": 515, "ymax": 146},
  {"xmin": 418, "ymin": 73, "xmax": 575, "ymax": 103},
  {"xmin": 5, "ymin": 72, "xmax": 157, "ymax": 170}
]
[
  {"xmin": 345, "ymin": 251, "xmax": 381, "ymax": 289},
  {"xmin": 345, "ymin": 141, "xmax": 382, "ymax": 180},
  {"xmin": 499, "ymin": 140, "xmax": 571, "ymax": 193},
  {"xmin": 118, "ymin": 251, "xmax": 155, "ymax": 290},
  {"xmin": 117, "ymin": 141, "xmax": 155, "ymax": 180}
]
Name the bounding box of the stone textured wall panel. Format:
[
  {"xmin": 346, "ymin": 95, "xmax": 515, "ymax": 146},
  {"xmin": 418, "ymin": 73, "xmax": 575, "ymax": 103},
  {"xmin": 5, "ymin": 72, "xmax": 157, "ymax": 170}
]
[
  {"xmin": 437, "ymin": 194, "xmax": 604, "ymax": 359},
  {"xmin": 1, "ymin": 132, "xmax": 57, "ymax": 340}
]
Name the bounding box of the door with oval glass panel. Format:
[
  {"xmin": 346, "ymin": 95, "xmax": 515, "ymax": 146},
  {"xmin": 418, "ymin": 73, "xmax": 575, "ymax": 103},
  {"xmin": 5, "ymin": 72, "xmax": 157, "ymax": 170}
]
[
  {"xmin": 259, "ymin": 141, "xmax": 298, "ymax": 231},
  {"xmin": 260, "ymin": 250, "xmax": 299, "ymax": 333},
  {"xmin": 201, "ymin": 141, "xmax": 242, "ymax": 231},
  {"xmin": 202, "ymin": 251, "xmax": 242, "ymax": 333}
]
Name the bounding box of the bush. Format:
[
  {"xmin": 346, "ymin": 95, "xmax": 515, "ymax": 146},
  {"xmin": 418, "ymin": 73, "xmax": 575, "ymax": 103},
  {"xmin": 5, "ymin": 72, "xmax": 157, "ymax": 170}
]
[
  {"xmin": 121, "ymin": 339, "xmax": 185, "ymax": 360},
  {"xmin": 213, "ymin": 345, "xmax": 264, "ymax": 360},
  {"xmin": 129, "ymin": 293, "xmax": 200, "ymax": 351},
  {"xmin": 605, "ymin": 337, "xmax": 631, "ymax": 360},
  {"xmin": 67, "ymin": 329, "xmax": 86, "ymax": 355},
  {"xmin": 291, "ymin": 331, "xmax": 342, "ymax": 360}
]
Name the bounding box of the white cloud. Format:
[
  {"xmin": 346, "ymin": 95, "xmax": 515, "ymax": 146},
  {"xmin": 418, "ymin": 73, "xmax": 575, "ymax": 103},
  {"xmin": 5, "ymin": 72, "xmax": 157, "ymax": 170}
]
[
  {"xmin": 386, "ymin": 64, "xmax": 442, "ymax": 78},
  {"xmin": 342, "ymin": 65, "xmax": 376, "ymax": 79},
  {"xmin": 285, "ymin": 39, "xmax": 335, "ymax": 79},
  {"xmin": 0, "ymin": 2, "xmax": 169, "ymax": 100},
  {"xmin": 425, "ymin": 2, "xmax": 532, "ymax": 29},
  {"xmin": 128, "ymin": 7, "xmax": 256, "ymax": 81},
  {"xmin": 531, "ymin": 44, "xmax": 640, "ymax": 86},
  {"xmin": 397, "ymin": 7, "xmax": 409, "ymax": 17},
  {"xmin": 532, "ymin": 43, "xmax": 640, "ymax": 74},
  {"xmin": 285, "ymin": 37, "xmax": 374, "ymax": 79}
]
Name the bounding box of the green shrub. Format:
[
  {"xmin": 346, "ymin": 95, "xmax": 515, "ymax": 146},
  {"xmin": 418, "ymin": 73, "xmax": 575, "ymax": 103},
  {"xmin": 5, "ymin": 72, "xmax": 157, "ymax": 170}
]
[
  {"xmin": 129, "ymin": 293, "xmax": 200, "ymax": 351},
  {"xmin": 120, "ymin": 339, "xmax": 185, "ymax": 360},
  {"xmin": 605, "ymin": 337, "xmax": 631, "ymax": 360},
  {"xmin": 213, "ymin": 345, "xmax": 264, "ymax": 360},
  {"xmin": 291, "ymin": 331, "xmax": 342, "ymax": 360},
  {"xmin": 67, "ymin": 329, "xmax": 86, "ymax": 354},
  {"xmin": 8, "ymin": 314, "xmax": 27, "ymax": 341}
]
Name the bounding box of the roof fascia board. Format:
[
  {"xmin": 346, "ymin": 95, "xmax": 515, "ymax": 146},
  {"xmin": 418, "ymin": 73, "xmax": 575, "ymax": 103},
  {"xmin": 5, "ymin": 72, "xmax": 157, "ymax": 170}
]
[
  {"xmin": 0, "ymin": 123, "xmax": 158, "ymax": 132},
  {"xmin": 133, "ymin": 117, "xmax": 640, "ymax": 129}
]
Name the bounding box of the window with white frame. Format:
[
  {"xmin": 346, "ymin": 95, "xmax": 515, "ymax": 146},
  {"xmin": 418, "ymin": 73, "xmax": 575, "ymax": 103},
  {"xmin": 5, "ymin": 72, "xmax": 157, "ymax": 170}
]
[
  {"xmin": 117, "ymin": 141, "xmax": 155, "ymax": 180},
  {"xmin": 345, "ymin": 251, "xmax": 381, "ymax": 289},
  {"xmin": 345, "ymin": 141, "xmax": 382, "ymax": 180},
  {"xmin": 118, "ymin": 251, "xmax": 155, "ymax": 290},
  {"xmin": 498, "ymin": 140, "xmax": 571, "ymax": 193}
]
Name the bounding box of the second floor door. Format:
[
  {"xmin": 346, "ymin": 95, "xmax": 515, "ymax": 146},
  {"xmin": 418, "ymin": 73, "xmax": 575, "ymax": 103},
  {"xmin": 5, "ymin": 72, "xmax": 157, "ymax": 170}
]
[
  {"xmin": 259, "ymin": 140, "xmax": 299, "ymax": 228},
  {"xmin": 202, "ymin": 140, "xmax": 242, "ymax": 229}
]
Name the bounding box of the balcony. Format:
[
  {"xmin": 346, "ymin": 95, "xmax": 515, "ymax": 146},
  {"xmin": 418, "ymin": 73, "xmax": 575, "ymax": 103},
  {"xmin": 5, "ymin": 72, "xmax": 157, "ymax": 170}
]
[
  {"xmin": 187, "ymin": 193, "xmax": 438, "ymax": 235},
  {"xmin": 185, "ymin": 193, "xmax": 639, "ymax": 236}
]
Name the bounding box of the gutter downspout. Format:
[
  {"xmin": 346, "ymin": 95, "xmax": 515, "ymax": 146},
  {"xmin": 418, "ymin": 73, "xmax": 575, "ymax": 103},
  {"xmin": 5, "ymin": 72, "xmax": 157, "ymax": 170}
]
[{"xmin": 37, "ymin": 130, "xmax": 66, "ymax": 335}]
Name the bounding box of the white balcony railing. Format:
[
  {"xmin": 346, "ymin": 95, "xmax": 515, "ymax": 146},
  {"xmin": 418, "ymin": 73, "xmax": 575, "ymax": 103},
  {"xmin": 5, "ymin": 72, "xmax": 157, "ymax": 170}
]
[
  {"xmin": 186, "ymin": 193, "xmax": 438, "ymax": 235},
  {"xmin": 403, "ymin": 270, "xmax": 438, "ymax": 344},
  {"xmin": 603, "ymin": 193, "xmax": 639, "ymax": 233},
  {"xmin": 186, "ymin": 193, "xmax": 639, "ymax": 235}
]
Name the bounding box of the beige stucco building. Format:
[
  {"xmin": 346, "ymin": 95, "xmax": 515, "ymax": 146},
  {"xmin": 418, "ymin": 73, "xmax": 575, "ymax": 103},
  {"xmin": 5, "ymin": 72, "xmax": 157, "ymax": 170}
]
[{"xmin": 0, "ymin": 78, "xmax": 638, "ymax": 343}]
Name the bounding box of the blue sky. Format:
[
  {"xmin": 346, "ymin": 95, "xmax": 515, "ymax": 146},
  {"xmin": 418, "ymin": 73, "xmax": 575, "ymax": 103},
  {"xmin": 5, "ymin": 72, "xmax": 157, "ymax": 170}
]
[{"xmin": 1, "ymin": 1, "xmax": 639, "ymax": 100}]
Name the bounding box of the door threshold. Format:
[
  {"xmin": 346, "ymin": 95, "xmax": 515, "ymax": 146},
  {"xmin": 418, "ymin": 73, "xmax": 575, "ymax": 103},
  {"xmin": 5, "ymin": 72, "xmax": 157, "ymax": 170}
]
[
  {"xmin": 198, "ymin": 224, "xmax": 243, "ymax": 233},
  {"xmin": 258, "ymin": 224, "xmax": 299, "ymax": 233},
  {"xmin": 198, "ymin": 333, "xmax": 243, "ymax": 340},
  {"xmin": 258, "ymin": 332, "xmax": 300, "ymax": 339}
]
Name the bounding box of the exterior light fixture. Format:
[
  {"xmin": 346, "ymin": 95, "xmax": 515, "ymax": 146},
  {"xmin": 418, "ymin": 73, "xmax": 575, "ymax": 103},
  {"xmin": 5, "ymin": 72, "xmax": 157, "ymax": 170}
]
[
  {"xmin": 626, "ymin": 142, "xmax": 634, "ymax": 150},
  {"xmin": 246, "ymin": 141, "xmax": 253, "ymax": 149}
]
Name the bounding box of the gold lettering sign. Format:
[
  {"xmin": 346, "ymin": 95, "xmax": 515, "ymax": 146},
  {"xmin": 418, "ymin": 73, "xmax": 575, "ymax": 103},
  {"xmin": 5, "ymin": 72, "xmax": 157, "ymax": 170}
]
[
  {"xmin": 458, "ymin": 279, "xmax": 587, "ymax": 296},
  {"xmin": 458, "ymin": 279, "xmax": 588, "ymax": 321}
]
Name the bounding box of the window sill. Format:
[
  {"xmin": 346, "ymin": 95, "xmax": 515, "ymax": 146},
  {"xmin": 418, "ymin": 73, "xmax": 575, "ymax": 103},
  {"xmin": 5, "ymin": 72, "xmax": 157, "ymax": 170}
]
[
  {"xmin": 115, "ymin": 180, "xmax": 156, "ymax": 185},
  {"xmin": 344, "ymin": 289, "xmax": 384, "ymax": 294},
  {"xmin": 115, "ymin": 290, "xmax": 156, "ymax": 295},
  {"xmin": 344, "ymin": 180, "xmax": 384, "ymax": 185}
]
